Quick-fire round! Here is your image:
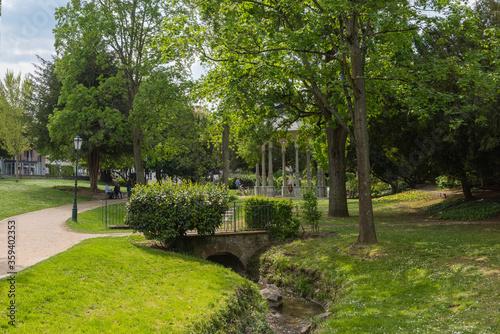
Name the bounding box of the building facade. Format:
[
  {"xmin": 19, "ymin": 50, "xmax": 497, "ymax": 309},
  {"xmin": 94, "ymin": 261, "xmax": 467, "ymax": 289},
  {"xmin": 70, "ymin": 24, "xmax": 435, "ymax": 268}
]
[{"xmin": 0, "ymin": 149, "xmax": 47, "ymax": 176}]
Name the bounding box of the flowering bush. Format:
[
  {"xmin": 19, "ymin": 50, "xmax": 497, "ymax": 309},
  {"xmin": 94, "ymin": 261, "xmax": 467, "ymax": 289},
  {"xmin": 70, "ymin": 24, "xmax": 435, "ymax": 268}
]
[{"xmin": 125, "ymin": 180, "xmax": 229, "ymax": 244}]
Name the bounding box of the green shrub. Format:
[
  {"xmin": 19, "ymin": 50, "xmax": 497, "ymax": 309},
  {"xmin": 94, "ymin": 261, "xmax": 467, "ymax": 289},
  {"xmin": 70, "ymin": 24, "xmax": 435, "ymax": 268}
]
[
  {"xmin": 125, "ymin": 179, "xmax": 229, "ymax": 244},
  {"xmin": 274, "ymin": 176, "xmax": 284, "ymax": 188},
  {"xmin": 243, "ymin": 196, "xmax": 300, "ymax": 240},
  {"xmin": 229, "ymin": 175, "xmax": 255, "ymax": 189},
  {"xmin": 346, "ymin": 172, "xmax": 356, "ymax": 182},
  {"xmin": 47, "ymin": 164, "xmax": 74, "ymax": 176},
  {"xmin": 436, "ymin": 175, "xmax": 461, "ymax": 189},
  {"xmin": 346, "ymin": 177, "xmax": 358, "ymax": 199},
  {"xmin": 301, "ymin": 190, "xmax": 322, "ymax": 234},
  {"xmin": 371, "ymin": 177, "xmax": 391, "ymax": 197},
  {"xmin": 116, "ymin": 178, "xmax": 126, "ymax": 185}
]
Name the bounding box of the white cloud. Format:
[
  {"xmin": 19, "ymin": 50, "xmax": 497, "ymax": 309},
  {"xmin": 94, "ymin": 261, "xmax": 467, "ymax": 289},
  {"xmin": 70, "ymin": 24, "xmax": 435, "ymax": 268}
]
[
  {"xmin": 0, "ymin": 0, "xmax": 207, "ymax": 81},
  {"xmin": 0, "ymin": 0, "xmax": 67, "ymax": 79}
]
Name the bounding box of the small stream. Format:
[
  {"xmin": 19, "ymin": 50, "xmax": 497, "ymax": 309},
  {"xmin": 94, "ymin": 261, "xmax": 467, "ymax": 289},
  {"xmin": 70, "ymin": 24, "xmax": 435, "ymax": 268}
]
[{"xmin": 260, "ymin": 283, "xmax": 326, "ymax": 334}]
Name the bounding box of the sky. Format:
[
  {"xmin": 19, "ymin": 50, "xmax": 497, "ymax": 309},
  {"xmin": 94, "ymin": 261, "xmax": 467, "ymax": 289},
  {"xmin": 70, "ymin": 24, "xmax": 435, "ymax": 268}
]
[
  {"xmin": 0, "ymin": 0, "xmax": 64, "ymax": 79},
  {"xmin": 0, "ymin": 0, "xmax": 205, "ymax": 81}
]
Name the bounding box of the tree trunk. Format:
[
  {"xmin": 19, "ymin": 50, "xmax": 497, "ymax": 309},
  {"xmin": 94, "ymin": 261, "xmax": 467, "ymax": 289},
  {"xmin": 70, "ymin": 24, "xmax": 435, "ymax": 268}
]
[
  {"xmin": 460, "ymin": 171, "xmax": 473, "ymax": 201},
  {"xmin": 222, "ymin": 122, "xmax": 230, "ymax": 187},
  {"xmin": 347, "ymin": 12, "xmax": 378, "ymax": 244},
  {"xmin": 324, "ymin": 113, "xmax": 349, "ymax": 217},
  {"xmin": 15, "ymin": 155, "xmax": 19, "ymax": 183},
  {"xmin": 156, "ymin": 160, "xmax": 162, "ymax": 184},
  {"xmin": 87, "ymin": 148, "xmax": 99, "ymax": 192},
  {"xmin": 132, "ymin": 125, "xmax": 145, "ymax": 185}
]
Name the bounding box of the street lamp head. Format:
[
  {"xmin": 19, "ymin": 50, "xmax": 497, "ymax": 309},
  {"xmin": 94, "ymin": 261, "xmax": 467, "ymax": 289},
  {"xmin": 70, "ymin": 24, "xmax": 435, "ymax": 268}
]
[{"xmin": 73, "ymin": 135, "xmax": 83, "ymax": 151}]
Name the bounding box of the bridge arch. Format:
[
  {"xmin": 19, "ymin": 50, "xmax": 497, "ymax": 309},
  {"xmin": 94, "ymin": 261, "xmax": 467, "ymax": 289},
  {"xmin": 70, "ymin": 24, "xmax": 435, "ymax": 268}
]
[
  {"xmin": 206, "ymin": 252, "xmax": 245, "ymax": 274},
  {"xmin": 174, "ymin": 232, "xmax": 270, "ymax": 272}
]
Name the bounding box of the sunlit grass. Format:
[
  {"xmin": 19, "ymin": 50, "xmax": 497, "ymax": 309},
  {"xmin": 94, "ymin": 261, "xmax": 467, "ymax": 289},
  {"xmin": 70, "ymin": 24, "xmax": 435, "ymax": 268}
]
[
  {"xmin": 66, "ymin": 202, "xmax": 132, "ymax": 234},
  {"xmin": 0, "ymin": 179, "xmax": 93, "ymax": 220},
  {"xmin": 260, "ymin": 223, "xmax": 500, "ymax": 333},
  {"xmin": 0, "ymin": 236, "xmax": 263, "ymax": 333}
]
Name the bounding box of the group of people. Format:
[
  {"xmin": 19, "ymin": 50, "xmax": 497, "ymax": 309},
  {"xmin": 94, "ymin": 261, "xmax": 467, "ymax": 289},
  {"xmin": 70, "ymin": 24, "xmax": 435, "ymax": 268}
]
[{"xmin": 105, "ymin": 179, "xmax": 133, "ymax": 199}]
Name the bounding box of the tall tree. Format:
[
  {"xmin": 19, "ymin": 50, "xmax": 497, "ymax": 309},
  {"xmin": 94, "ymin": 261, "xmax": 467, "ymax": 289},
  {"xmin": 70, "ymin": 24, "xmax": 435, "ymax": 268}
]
[
  {"xmin": 49, "ymin": 37, "xmax": 129, "ymax": 192},
  {"xmin": 408, "ymin": 3, "xmax": 500, "ymax": 200},
  {"xmin": 54, "ymin": 0, "xmax": 188, "ymax": 185},
  {"xmin": 0, "ymin": 70, "xmax": 33, "ymax": 182},
  {"xmin": 28, "ymin": 56, "xmax": 65, "ymax": 159}
]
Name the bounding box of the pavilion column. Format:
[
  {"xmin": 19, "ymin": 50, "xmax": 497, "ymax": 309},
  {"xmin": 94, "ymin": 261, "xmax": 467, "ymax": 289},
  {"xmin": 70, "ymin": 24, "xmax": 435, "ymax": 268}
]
[
  {"xmin": 267, "ymin": 142, "xmax": 274, "ymax": 196},
  {"xmin": 317, "ymin": 167, "xmax": 327, "ymax": 197},
  {"xmin": 255, "ymin": 162, "xmax": 260, "ymax": 196},
  {"xmin": 280, "ymin": 139, "xmax": 287, "ymax": 197},
  {"xmin": 261, "ymin": 144, "xmax": 267, "ymax": 196},
  {"xmin": 294, "ymin": 142, "xmax": 302, "ymax": 197}
]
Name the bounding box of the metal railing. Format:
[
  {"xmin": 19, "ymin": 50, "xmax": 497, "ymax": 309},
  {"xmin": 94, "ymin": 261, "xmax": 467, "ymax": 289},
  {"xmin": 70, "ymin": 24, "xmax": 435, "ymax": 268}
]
[
  {"xmin": 101, "ymin": 200, "xmax": 127, "ymax": 228},
  {"xmin": 220, "ymin": 203, "xmax": 271, "ymax": 232}
]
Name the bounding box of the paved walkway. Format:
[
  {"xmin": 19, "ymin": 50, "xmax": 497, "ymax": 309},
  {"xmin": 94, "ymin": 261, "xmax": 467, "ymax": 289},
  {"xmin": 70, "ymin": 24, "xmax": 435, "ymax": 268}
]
[{"xmin": 0, "ymin": 199, "xmax": 134, "ymax": 279}]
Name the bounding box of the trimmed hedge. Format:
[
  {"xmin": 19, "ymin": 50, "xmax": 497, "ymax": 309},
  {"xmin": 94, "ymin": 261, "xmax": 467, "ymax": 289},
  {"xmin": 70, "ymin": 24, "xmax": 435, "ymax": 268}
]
[
  {"xmin": 243, "ymin": 196, "xmax": 300, "ymax": 240},
  {"xmin": 125, "ymin": 180, "xmax": 229, "ymax": 244}
]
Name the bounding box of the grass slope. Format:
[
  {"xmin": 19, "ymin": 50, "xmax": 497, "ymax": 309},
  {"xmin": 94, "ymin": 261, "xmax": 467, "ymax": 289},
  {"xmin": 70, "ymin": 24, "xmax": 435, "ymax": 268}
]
[
  {"xmin": 259, "ymin": 193, "xmax": 500, "ymax": 333},
  {"xmin": 0, "ymin": 179, "xmax": 93, "ymax": 220},
  {"xmin": 0, "ymin": 236, "xmax": 269, "ymax": 333}
]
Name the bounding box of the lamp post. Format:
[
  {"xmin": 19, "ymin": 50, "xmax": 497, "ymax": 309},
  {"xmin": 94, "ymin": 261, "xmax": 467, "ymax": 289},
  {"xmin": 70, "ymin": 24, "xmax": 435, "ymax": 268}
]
[{"xmin": 72, "ymin": 135, "xmax": 83, "ymax": 223}]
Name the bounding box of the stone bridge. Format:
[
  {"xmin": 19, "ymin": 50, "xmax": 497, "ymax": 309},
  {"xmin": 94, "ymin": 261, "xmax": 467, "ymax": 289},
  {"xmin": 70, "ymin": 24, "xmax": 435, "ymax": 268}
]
[{"xmin": 173, "ymin": 231, "xmax": 271, "ymax": 272}]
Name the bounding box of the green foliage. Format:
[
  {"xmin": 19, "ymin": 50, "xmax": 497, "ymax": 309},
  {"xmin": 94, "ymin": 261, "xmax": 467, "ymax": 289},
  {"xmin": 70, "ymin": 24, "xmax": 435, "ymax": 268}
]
[
  {"xmin": 347, "ymin": 174, "xmax": 392, "ymax": 199},
  {"xmin": 436, "ymin": 175, "xmax": 461, "ymax": 189},
  {"xmin": 426, "ymin": 197, "xmax": 500, "ymax": 220},
  {"xmin": 116, "ymin": 178, "xmax": 126, "ymax": 185},
  {"xmin": 125, "ymin": 180, "xmax": 229, "ymax": 243},
  {"xmin": 243, "ymin": 196, "xmax": 300, "ymax": 240},
  {"xmin": 371, "ymin": 178, "xmax": 392, "ymax": 198},
  {"xmin": 301, "ymin": 190, "xmax": 322, "ymax": 235},
  {"xmin": 0, "ymin": 70, "xmax": 33, "ymax": 181},
  {"xmin": 346, "ymin": 176, "xmax": 358, "ymax": 199},
  {"xmin": 228, "ymin": 174, "xmax": 254, "ymax": 189},
  {"xmin": 46, "ymin": 164, "xmax": 74, "ymax": 177}
]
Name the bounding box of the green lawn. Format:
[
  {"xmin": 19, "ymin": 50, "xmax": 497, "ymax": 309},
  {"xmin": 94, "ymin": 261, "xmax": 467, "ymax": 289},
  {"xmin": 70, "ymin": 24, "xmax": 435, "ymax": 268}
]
[
  {"xmin": 259, "ymin": 193, "xmax": 500, "ymax": 333},
  {"xmin": 0, "ymin": 236, "xmax": 269, "ymax": 333},
  {"xmin": 312, "ymin": 190, "xmax": 445, "ymax": 226},
  {"xmin": 0, "ymin": 179, "xmax": 96, "ymax": 220},
  {"xmin": 2, "ymin": 185, "xmax": 499, "ymax": 333},
  {"xmin": 67, "ymin": 202, "xmax": 133, "ymax": 234}
]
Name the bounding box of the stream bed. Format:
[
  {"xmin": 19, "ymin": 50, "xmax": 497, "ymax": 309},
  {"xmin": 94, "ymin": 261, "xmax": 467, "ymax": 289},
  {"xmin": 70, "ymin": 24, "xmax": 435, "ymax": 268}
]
[{"xmin": 260, "ymin": 283, "xmax": 327, "ymax": 333}]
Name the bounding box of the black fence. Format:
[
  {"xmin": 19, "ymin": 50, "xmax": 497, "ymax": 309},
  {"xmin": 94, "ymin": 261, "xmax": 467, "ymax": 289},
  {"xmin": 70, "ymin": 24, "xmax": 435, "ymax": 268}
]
[
  {"xmin": 99, "ymin": 200, "xmax": 270, "ymax": 232},
  {"xmin": 220, "ymin": 203, "xmax": 271, "ymax": 232},
  {"xmin": 101, "ymin": 200, "xmax": 127, "ymax": 228}
]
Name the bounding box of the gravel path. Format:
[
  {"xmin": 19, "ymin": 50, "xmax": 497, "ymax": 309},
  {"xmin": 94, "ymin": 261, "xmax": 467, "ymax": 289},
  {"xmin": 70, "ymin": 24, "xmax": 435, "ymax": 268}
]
[{"xmin": 0, "ymin": 199, "xmax": 134, "ymax": 279}]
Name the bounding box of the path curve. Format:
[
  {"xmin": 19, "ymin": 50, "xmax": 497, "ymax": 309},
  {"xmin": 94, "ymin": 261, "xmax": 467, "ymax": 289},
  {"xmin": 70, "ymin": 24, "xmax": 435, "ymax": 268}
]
[{"xmin": 0, "ymin": 199, "xmax": 135, "ymax": 279}]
